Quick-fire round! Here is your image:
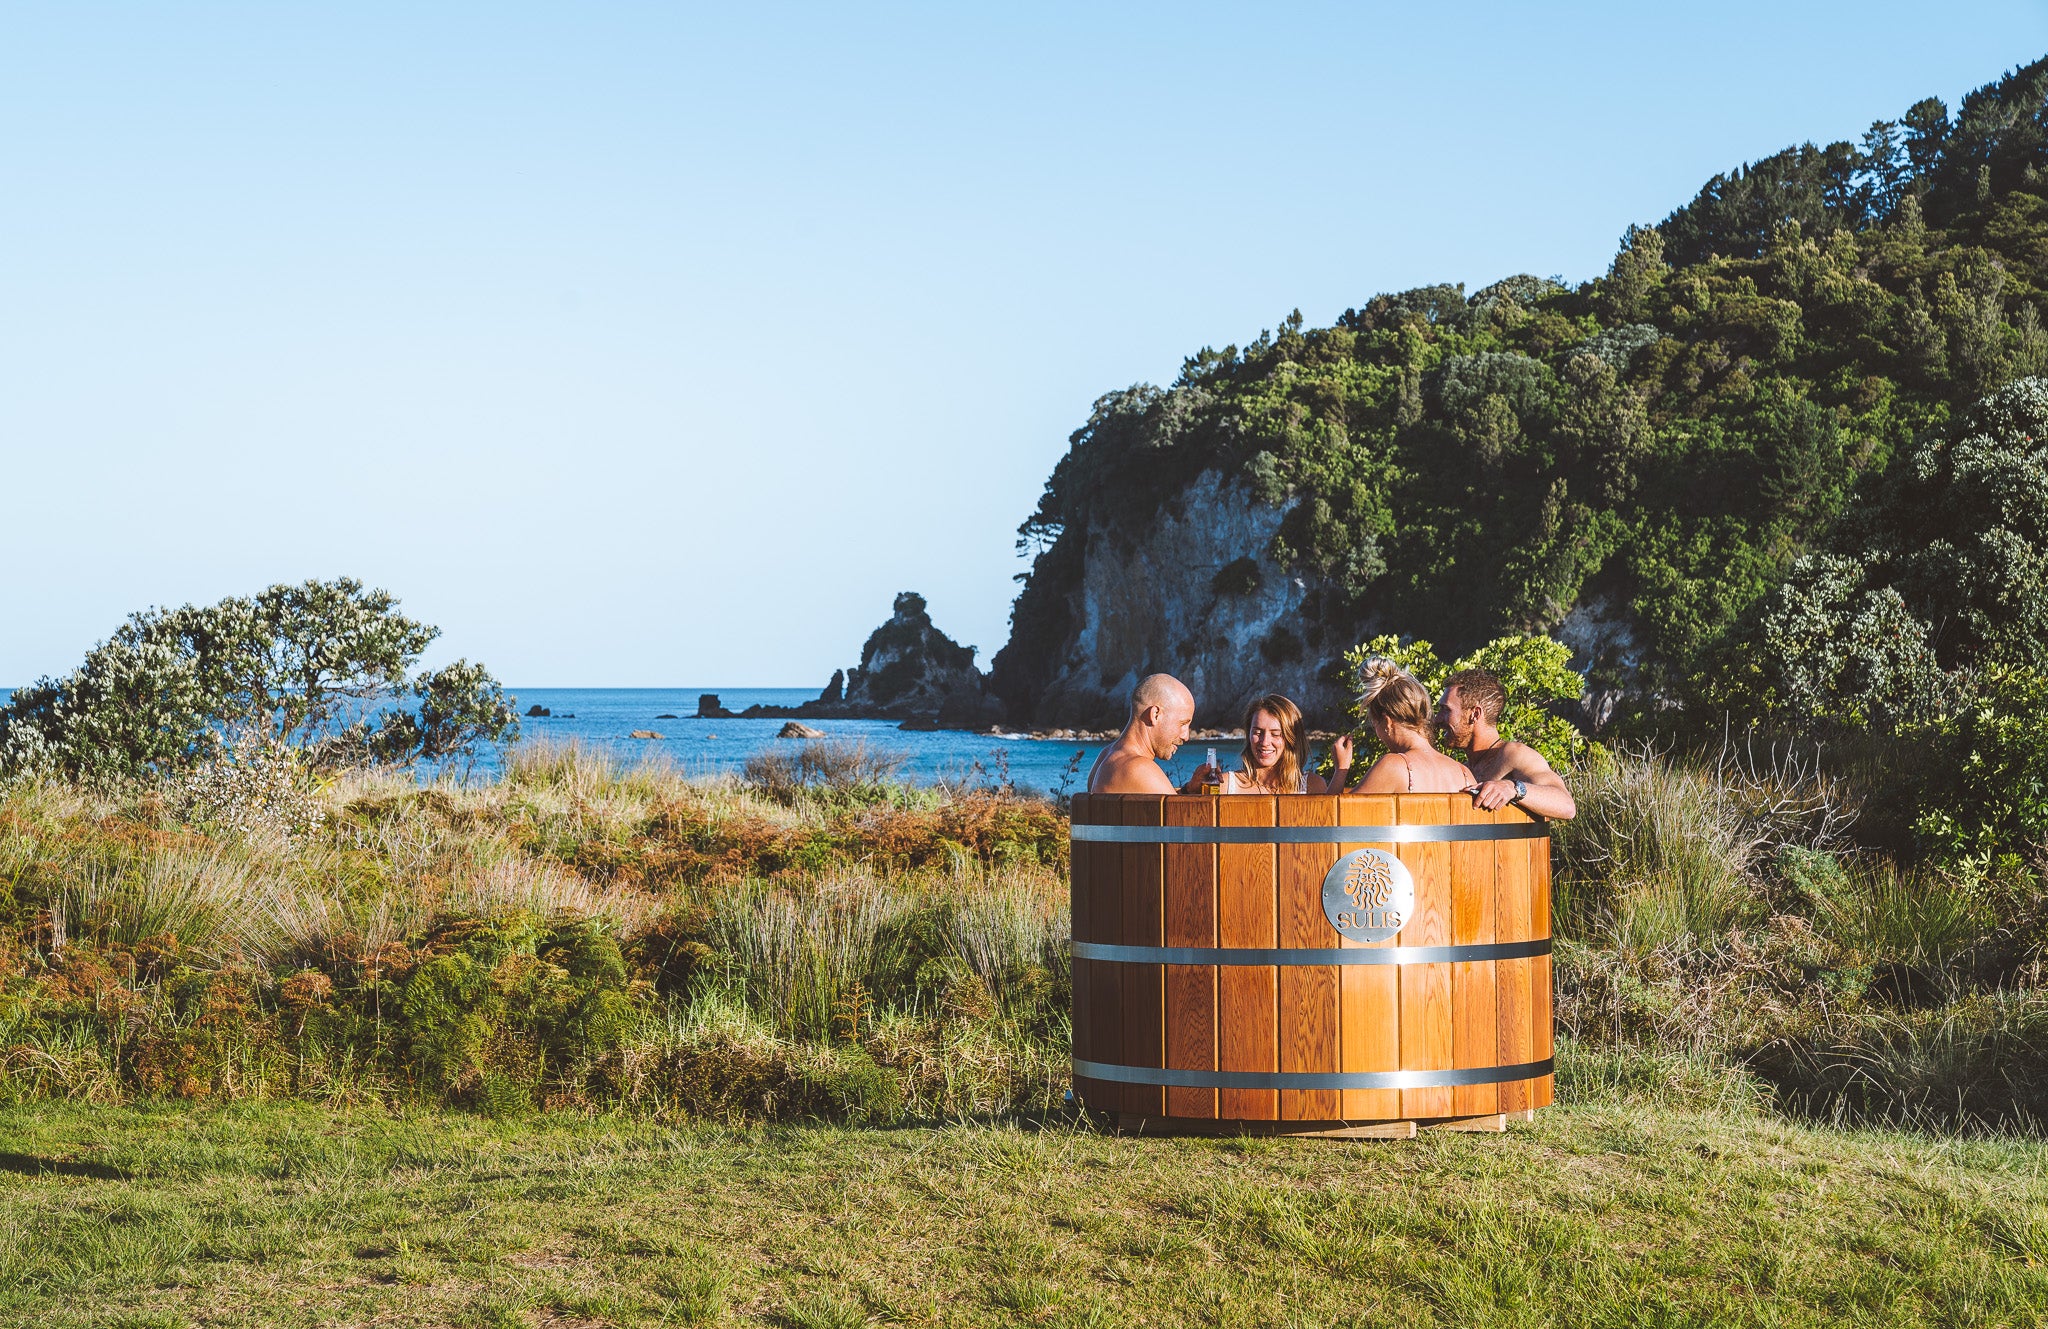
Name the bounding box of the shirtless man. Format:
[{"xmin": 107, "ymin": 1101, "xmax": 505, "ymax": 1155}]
[
  {"xmin": 1086, "ymin": 673, "xmax": 1207, "ymax": 794},
  {"xmin": 1433, "ymin": 668, "xmax": 1577, "ymax": 820}
]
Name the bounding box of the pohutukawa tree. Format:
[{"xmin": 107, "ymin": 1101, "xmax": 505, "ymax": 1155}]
[{"xmin": 0, "ymin": 577, "xmax": 519, "ymax": 781}]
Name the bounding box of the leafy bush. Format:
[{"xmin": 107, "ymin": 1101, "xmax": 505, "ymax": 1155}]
[
  {"xmin": 395, "ymin": 916, "xmax": 642, "ymax": 1106},
  {"xmin": 0, "ymin": 578, "xmax": 518, "ymax": 782},
  {"xmin": 176, "ymin": 728, "xmax": 326, "ymax": 839},
  {"xmin": 1909, "ymin": 666, "xmax": 2048, "ymax": 864}
]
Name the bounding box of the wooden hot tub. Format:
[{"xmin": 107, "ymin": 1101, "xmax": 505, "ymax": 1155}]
[{"xmin": 1069, "ymin": 792, "xmax": 1553, "ymax": 1136}]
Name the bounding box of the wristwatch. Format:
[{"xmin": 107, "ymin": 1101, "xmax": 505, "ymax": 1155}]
[{"xmin": 1509, "ymin": 778, "xmax": 1528, "ymax": 805}]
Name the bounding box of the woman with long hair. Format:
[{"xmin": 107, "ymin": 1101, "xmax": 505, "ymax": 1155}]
[
  {"xmin": 1218, "ymin": 693, "xmax": 1353, "ymax": 794},
  {"xmin": 1353, "ymin": 659, "xmax": 1474, "ymax": 794}
]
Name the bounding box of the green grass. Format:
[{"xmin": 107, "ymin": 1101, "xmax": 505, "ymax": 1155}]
[{"xmin": 2, "ymin": 1088, "xmax": 2045, "ymax": 1328}]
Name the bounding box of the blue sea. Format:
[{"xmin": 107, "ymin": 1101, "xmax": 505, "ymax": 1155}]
[
  {"xmin": 0, "ymin": 685, "xmax": 1121, "ymax": 795},
  {"xmin": 493, "ymin": 687, "xmax": 1116, "ymax": 793}
]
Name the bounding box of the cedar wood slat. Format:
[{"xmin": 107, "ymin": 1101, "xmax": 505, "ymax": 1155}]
[
  {"xmin": 1085, "ymin": 799, "xmax": 1125, "ymax": 1114},
  {"xmin": 1450, "ymin": 798, "xmax": 1500, "ymax": 1117},
  {"xmin": 1067, "ymin": 795, "xmax": 1099, "ymax": 1110},
  {"xmin": 1397, "ymin": 793, "xmax": 1454, "ymax": 1120},
  {"xmin": 1215, "ymin": 795, "xmax": 1278, "ymax": 1120},
  {"xmin": 1494, "ymin": 810, "xmax": 1534, "ymax": 1114},
  {"xmin": 1337, "ymin": 794, "xmax": 1401, "ymax": 1122},
  {"xmin": 1120, "ymin": 796, "xmax": 1166, "ymax": 1118},
  {"xmin": 1276, "ymin": 794, "xmax": 1340, "ymax": 1120},
  {"xmin": 1530, "ymin": 829, "xmax": 1556, "ymax": 1108},
  {"xmin": 1163, "ymin": 795, "xmax": 1219, "ymax": 1118}
]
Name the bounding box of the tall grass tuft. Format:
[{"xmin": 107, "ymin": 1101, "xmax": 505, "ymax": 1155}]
[
  {"xmin": 503, "ymin": 738, "xmax": 623, "ymax": 793},
  {"xmin": 58, "ymin": 847, "xmax": 282, "ymax": 968},
  {"xmin": 703, "ymin": 878, "xmax": 901, "ymax": 1040},
  {"xmin": 1556, "ymin": 741, "xmax": 1851, "ymax": 953},
  {"xmin": 1811, "ymin": 855, "xmax": 1991, "ymax": 972},
  {"xmin": 743, "ymin": 739, "xmax": 909, "ymax": 807},
  {"xmin": 1556, "ymin": 750, "xmax": 1762, "ymax": 951}
]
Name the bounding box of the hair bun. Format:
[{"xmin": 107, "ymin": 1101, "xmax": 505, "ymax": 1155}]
[{"xmin": 1357, "ymin": 656, "xmax": 1407, "ymax": 703}]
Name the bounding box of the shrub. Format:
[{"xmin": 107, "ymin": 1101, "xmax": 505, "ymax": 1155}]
[
  {"xmin": 1748, "ymin": 991, "xmax": 2048, "ymax": 1132},
  {"xmin": 395, "ymin": 916, "xmax": 644, "ymax": 1107},
  {"xmin": 0, "ymin": 578, "xmax": 518, "ymax": 782},
  {"xmin": 176, "ymin": 728, "xmax": 326, "ymax": 839}
]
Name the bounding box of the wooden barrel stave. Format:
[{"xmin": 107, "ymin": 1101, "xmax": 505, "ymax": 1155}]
[
  {"xmin": 1163, "ymin": 795, "xmax": 1217, "ymax": 1118},
  {"xmin": 1397, "ymin": 793, "xmax": 1453, "ymax": 1121},
  {"xmin": 1277, "ymin": 795, "xmax": 1339, "ymax": 1120},
  {"xmin": 1120, "ymin": 795, "xmax": 1165, "ymax": 1118},
  {"xmin": 1450, "ymin": 797, "xmax": 1500, "ymax": 1118},
  {"xmin": 1216, "ymin": 795, "xmax": 1277, "ymax": 1121},
  {"xmin": 1338, "ymin": 794, "xmax": 1401, "ymax": 1122}
]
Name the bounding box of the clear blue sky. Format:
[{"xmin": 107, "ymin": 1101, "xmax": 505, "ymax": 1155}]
[{"xmin": 4, "ymin": 3, "xmax": 2045, "ymax": 688}]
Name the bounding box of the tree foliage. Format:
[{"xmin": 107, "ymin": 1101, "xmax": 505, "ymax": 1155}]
[
  {"xmin": 0, "ymin": 578, "xmax": 519, "ymax": 781},
  {"xmin": 994, "ymin": 55, "xmax": 2048, "ymax": 717}
]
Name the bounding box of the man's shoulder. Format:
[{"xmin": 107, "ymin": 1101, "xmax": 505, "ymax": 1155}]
[
  {"xmin": 1089, "ymin": 751, "xmax": 1171, "ymax": 794},
  {"xmin": 1495, "ymin": 740, "xmax": 1558, "ymax": 779}
]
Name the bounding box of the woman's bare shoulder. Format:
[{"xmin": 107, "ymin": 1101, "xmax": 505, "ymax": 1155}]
[{"xmin": 1354, "ymin": 753, "xmax": 1408, "ymax": 793}]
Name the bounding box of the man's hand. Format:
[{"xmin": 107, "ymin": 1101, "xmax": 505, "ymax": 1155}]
[
  {"xmin": 1185, "ymin": 762, "xmax": 1222, "ymax": 790},
  {"xmin": 1470, "ymin": 778, "xmax": 1520, "ymax": 811}
]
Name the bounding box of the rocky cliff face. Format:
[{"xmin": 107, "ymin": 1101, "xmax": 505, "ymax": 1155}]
[
  {"xmin": 997, "ymin": 471, "xmax": 1348, "ymax": 729},
  {"xmin": 841, "ymin": 592, "xmax": 1002, "ymax": 725}
]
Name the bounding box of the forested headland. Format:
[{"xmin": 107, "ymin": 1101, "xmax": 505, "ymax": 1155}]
[{"xmin": 994, "ymin": 56, "xmax": 2048, "ymax": 758}]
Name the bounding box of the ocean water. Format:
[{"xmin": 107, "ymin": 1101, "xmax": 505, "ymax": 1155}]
[
  {"xmin": 491, "ymin": 687, "xmax": 1117, "ymax": 792},
  {"xmin": 0, "ymin": 685, "xmax": 1124, "ymax": 794}
]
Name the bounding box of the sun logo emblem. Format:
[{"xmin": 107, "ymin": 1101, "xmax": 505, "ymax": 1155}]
[
  {"xmin": 1343, "ymin": 853, "xmax": 1399, "ymax": 910},
  {"xmin": 1322, "ymin": 847, "xmax": 1414, "ymax": 943}
]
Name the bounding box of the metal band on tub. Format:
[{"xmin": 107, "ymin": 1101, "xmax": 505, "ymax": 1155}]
[
  {"xmin": 1070, "ymin": 1057, "xmax": 1555, "ymax": 1091},
  {"xmin": 1070, "ymin": 938, "xmax": 1551, "ymax": 966},
  {"xmin": 1068, "ymin": 823, "xmax": 1549, "ymax": 844}
]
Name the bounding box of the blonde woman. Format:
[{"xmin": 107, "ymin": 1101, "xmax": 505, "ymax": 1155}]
[
  {"xmin": 1354, "ymin": 660, "xmax": 1474, "ymax": 794},
  {"xmin": 1218, "ymin": 693, "xmax": 1353, "ymax": 794}
]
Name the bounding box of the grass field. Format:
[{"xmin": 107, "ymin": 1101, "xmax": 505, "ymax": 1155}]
[{"xmin": 4, "ymin": 1067, "xmax": 2047, "ymax": 1329}]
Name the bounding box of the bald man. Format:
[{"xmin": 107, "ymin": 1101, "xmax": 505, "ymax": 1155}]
[{"xmin": 1086, "ymin": 673, "xmax": 1207, "ymax": 794}]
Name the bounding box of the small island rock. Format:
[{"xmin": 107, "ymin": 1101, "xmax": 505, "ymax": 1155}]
[{"xmin": 777, "ymin": 721, "xmax": 826, "ymax": 738}]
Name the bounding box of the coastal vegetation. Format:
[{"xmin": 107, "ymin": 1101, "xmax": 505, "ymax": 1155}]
[
  {"xmin": 0, "ymin": 578, "xmax": 520, "ymax": 782},
  {"xmin": 0, "ymin": 735, "xmax": 2042, "ymax": 1136}
]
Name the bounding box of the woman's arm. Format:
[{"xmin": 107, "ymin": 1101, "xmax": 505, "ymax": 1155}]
[{"xmin": 1307, "ymin": 735, "xmax": 1355, "ymax": 794}]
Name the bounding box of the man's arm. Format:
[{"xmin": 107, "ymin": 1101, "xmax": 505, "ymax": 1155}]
[{"xmin": 1470, "ymin": 743, "xmax": 1576, "ymax": 819}]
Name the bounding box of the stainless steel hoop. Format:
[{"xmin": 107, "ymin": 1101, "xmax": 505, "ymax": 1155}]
[
  {"xmin": 1071, "ymin": 938, "xmax": 1551, "ymax": 966},
  {"xmin": 1070, "ymin": 1057, "xmax": 1555, "ymax": 1091},
  {"xmin": 1069, "ymin": 823, "xmax": 1548, "ymax": 844}
]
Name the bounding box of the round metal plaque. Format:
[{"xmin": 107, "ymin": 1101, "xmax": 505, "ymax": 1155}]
[{"xmin": 1321, "ymin": 847, "xmax": 1414, "ymax": 943}]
